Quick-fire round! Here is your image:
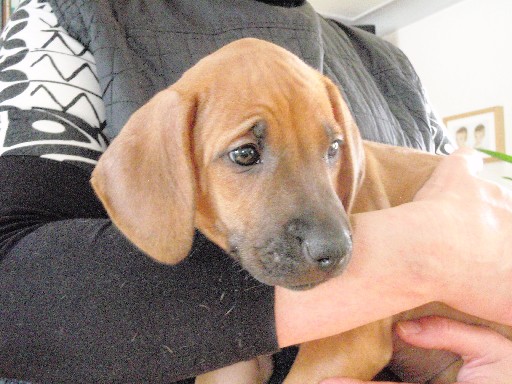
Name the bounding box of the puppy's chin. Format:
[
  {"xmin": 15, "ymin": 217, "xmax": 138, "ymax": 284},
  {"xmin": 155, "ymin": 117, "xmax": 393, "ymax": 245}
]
[
  {"xmin": 278, "ymin": 280, "xmax": 327, "ymax": 291},
  {"xmin": 244, "ymin": 265, "xmax": 338, "ymax": 291},
  {"xmin": 231, "ymin": 249, "xmax": 350, "ymax": 291}
]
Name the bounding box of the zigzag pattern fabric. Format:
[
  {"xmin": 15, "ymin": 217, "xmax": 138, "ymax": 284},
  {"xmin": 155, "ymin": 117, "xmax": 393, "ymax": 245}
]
[{"xmin": 0, "ymin": 0, "xmax": 107, "ymax": 171}]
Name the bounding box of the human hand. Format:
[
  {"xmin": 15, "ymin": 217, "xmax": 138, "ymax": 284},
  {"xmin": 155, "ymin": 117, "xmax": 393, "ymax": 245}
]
[
  {"xmin": 319, "ymin": 316, "xmax": 512, "ymax": 384},
  {"xmin": 275, "ymin": 148, "xmax": 512, "ymax": 347},
  {"xmin": 408, "ymin": 148, "xmax": 512, "ymax": 325}
]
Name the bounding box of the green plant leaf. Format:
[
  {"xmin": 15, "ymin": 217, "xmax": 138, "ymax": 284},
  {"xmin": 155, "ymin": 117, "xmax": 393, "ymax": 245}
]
[
  {"xmin": 477, "ymin": 149, "xmax": 512, "ymax": 163},
  {"xmin": 504, "ymin": 176, "xmax": 512, "ymax": 181}
]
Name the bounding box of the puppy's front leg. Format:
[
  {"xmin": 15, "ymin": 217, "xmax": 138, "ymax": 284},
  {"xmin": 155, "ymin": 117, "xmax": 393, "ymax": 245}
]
[
  {"xmin": 284, "ymin": 319, "xmax": 393, "ymax": 384},
  {"xmin": 195, "ymin": 355, "xmax": 273, "ymax": 384}
]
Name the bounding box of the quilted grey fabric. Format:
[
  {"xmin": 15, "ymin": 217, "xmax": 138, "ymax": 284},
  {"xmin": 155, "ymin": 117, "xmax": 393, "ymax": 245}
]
[{"xmin": 49, "ymin": 0, "xmax": 450, "ymax": 153}]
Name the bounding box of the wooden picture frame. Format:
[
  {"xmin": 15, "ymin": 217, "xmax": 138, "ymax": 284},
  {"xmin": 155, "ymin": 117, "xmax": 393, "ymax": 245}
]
[
  {"xmin": 1, "ymin": 0, "xmax": 8, "ymax": 30},
  {"xmin": 443, "ymin": 106, "xmax": 505, "ymax": 162},
  {"xmin": 2, "ymin": 0, "xmax": 22, "ymax": 30}
]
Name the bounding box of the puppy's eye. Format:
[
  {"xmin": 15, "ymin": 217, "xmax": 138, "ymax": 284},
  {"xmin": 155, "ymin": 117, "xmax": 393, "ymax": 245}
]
[
  {"xmin": 327, "ymin": 139, "xmax": 343, "ymax": 160},
  {"xmin": 229, "ymin": 144, "xmax": 261, "ymax": 166}
]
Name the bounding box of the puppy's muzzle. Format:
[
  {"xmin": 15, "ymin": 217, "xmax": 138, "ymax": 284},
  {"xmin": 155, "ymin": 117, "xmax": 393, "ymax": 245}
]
[{"xmin": 235, "ymin": 214, "xmax": 352, "ymax": 290}]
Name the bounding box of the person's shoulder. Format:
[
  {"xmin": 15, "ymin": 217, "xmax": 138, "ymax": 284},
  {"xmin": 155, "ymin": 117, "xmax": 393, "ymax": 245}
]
[{"xmin": 324, "ymin": 19, "xmax": 413, "ymax": 73}]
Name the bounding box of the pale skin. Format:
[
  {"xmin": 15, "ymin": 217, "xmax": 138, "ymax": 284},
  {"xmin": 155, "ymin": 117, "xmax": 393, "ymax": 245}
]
[{"xmin": 274, "ymin": 148, "xmax": 512, "ymax": 379}]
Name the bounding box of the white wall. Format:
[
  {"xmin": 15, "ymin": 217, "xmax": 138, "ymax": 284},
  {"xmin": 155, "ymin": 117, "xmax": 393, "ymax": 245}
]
[{"xmin": 384, "ymin": 0, "xmax": 512, "ymax": 187}]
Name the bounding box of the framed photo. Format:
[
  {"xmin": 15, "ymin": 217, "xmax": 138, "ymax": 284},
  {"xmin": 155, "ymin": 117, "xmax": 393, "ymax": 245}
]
[{"xmin": 443, "ymin": 106, "xmax": 505, "ymax": 162}]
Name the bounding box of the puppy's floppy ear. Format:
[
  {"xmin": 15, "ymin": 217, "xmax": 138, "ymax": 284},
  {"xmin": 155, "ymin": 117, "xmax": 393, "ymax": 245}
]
[
  {"xmin": 323, "ymin": 76, "xmax": 365, "ymax": 213},
  {"xmin": 91, "ymin": 89, "xmax": 196, "ymax": 265}
]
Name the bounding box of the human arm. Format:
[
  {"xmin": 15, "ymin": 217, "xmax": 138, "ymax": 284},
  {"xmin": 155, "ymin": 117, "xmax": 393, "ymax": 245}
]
[
  {"xmin": 275, "ymin": 148, "xmax": 512, "ymax": 347},
  {"xmin": 0, "ymin": 2, "xmax": 277, "ymax": 382},
  {"xmin": 0, "ymin": 158, "xmax": 276, "ymax": 384}
]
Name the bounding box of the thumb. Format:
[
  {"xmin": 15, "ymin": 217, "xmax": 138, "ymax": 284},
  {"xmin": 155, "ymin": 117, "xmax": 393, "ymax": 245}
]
[{"xmin": 396, "ymin": 316, "xmax": 506, "ymax": 361}]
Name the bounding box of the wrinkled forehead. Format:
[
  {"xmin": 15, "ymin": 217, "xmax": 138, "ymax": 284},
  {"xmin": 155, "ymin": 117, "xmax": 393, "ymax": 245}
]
[
  {"xmin": 205, "ymin": 69, "xmax": 334, "ymax": 138},
  {"xmin": 177, "ymin": 41, "xmax": 341, "ymax": 158},
  {"xmin": 202, "ymin": 49, "xmax": 333, "ymax": 119}
]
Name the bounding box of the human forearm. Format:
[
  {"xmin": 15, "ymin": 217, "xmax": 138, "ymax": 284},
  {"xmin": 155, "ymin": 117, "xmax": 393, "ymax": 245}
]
[
  {"xmin": 1, "ymin": 220, "xmax": 276, "ymax": 382},
  {"xmin": 274, "ymin": 205, "xmax": 432, "ymax": 347},
  {"xmin": 0, "ymin": 157, "xmax": 277, "ymax": 382},
  {"xmin": 275, "ymin": 149, "xmax": 512, "ymax": 347}
]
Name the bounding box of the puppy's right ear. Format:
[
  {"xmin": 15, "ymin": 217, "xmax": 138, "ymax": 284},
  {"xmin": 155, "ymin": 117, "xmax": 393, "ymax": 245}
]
[
  {"xmin": 322, "ymin": 76, "xmax": 365, "ymax": 213},
  {"xmin": 91, "ymin": 89, "xmax": 197, "ymax": 265}
]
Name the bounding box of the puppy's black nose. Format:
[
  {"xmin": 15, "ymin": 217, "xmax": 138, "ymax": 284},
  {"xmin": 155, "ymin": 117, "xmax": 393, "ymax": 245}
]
[
  {"xmin": 302, "ymin": 237, "xmax": 347, "ymax": 271},
  {"xmin": 286, "ymin": 218, "xmax": 351, "ymax": 272},
  {"xmin": 304, "ymin": 244, "xmax": 335, "ymax": 270}
]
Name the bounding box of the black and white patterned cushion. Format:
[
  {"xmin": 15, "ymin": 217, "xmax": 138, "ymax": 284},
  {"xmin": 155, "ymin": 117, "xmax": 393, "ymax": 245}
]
[{"xmin": 0, "ymin": 0, "xmax": 107, "ymax": 171}]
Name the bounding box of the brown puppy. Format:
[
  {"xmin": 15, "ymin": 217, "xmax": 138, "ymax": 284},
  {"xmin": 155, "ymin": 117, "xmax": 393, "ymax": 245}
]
[
  {"xmin": 91, "ymin": 38, "xmax": 512, "ymax": 383},
  {"xmin": 91, "ymin": 38, "xmax": 359, "ymax": 291}
]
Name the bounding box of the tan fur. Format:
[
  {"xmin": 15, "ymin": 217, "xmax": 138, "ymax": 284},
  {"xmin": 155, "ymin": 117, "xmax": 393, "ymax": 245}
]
[
  {"xmin": 91, "ymin": 90, "xmax": 197, "ymax": 264},
  {"xmin": 91, "ymin": 38, "xmax": 512, "ymax": 383}
]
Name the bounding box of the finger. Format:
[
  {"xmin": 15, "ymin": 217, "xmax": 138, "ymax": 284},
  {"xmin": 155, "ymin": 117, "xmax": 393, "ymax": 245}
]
[{"xmin": 396, "ymin": 316, "xmax": 509, "ymax": 361}]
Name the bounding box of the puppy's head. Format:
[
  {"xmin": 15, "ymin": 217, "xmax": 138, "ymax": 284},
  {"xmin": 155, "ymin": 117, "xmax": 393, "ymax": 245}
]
[{"xmin": 91, "ymin": 38, "xmax": 364, "ymax": 290}]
